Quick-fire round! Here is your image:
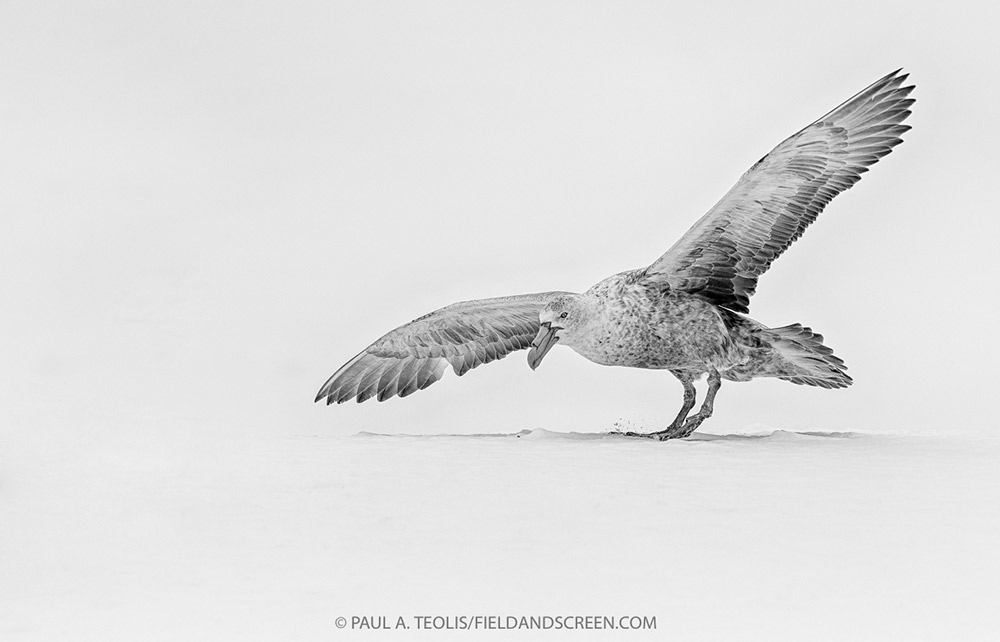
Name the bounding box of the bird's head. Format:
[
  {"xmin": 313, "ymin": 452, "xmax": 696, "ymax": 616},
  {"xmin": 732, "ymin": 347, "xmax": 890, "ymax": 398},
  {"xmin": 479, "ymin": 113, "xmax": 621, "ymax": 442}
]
[{"xmin": 527, "ymin": 295, "xmax": 587, "ymax": 370}]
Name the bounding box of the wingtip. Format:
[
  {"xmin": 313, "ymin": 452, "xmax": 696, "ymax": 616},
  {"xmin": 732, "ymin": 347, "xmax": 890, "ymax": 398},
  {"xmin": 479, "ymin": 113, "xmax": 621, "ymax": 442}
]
[
  {"xmin": 871, "ymin": 68, "xmax": 910, "ymax": 93},
  {"xmin": 315, "ymin": 376, "xmax": 337, "ymax": 403},
  {"xmin": 884, "ymin": 67, "xmax": 906, "ymax": 81},
  {"xmin": 892, "ymin": 69, "xmax": 915, "ymax": 91}
]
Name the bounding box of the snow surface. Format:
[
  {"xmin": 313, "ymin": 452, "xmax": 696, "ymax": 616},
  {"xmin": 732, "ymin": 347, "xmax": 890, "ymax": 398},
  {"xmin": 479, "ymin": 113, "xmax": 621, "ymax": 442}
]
[{"xmin": 4, "ymin": 426, "xmax": 999, "ymax": 641}]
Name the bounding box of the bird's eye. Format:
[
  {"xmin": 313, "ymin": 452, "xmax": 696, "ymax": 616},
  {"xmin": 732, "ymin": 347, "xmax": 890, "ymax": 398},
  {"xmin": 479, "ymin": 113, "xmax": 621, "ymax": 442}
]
[{"xmin": 559, "ymin": 311, "xmax": 569, "ymax": 319}]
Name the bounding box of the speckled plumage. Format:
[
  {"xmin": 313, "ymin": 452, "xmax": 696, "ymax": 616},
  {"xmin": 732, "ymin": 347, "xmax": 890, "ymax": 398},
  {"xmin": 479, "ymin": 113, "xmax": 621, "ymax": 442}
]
[{"xmin": 316, "ymin": 70, "xmax": 913, "ymax": 438}]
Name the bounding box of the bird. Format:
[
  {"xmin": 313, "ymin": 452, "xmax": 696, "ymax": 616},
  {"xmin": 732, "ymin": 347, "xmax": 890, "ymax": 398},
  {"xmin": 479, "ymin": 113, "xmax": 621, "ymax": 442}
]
[{"xmin": 315, "ymin": 69, "xmax": 914, "ymax": 440}]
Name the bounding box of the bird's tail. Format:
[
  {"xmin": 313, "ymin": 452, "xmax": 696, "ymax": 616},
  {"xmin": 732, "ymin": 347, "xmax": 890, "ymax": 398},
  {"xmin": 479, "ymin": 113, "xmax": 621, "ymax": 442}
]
[{"xmin": 768, "ymin": 323, "xmax": 852, "ymax": 389}]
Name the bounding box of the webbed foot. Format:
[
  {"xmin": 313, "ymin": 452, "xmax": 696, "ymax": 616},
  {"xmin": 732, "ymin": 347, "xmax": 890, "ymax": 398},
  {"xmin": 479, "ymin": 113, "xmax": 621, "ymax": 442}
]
[
  {"xmin": 639, "ymin": 413, "xmax": 708, "ymax": 440},
  {"xmin": 636, "ymin": 422, "xmax": 691, "ymax": 441}
]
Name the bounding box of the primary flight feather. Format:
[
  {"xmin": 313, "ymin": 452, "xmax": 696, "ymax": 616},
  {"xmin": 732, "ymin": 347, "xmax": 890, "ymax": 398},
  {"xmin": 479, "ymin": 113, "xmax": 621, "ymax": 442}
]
[{"xmin": 316, "ymin": 70, "xmax": 914, "ymax": 439}]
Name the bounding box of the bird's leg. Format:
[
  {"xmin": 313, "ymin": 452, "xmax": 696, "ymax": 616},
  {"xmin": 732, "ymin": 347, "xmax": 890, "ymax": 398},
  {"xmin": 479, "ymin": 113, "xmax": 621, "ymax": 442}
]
[
  {"xmin": 668, "ymin": 379, "xmax": 697, "ymax": 430},
  {"xmin": 645, "ymin": 375, "xmax": 697, "ymax": 440},
  {"xmin": 673, "ymin": 369, "xmax": 722, "ymax": 438}
]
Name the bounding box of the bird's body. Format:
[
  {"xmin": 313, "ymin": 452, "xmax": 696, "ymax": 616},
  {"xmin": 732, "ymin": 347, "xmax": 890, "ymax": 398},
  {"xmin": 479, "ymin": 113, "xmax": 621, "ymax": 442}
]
[
  {"xmin": 316, "ymin": 70, "xmax": 914, "ymax": 439},
  {"xmin": 553, "ymin": 272, "xmax": 737, "ymax": 372},
  {"xmin": 538, "ymin": 271, "xmax": 847, "ymax": 386}
]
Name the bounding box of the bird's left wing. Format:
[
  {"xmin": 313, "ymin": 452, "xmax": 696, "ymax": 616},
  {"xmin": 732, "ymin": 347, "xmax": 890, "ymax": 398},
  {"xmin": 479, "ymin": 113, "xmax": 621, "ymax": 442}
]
[
  {"xmin": 315, "ymin": 291, "xmax": 569, "ymax": 404},
  {"xmin": 644, "ymin": 69, "xmax": 915, "ymax": 313}
]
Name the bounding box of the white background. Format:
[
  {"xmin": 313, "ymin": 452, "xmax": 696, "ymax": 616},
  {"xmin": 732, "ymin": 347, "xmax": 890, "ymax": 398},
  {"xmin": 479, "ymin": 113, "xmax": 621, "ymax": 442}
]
[{"xmin": 2, "ymin": 1, "xmax": 998, "ymax": 640}]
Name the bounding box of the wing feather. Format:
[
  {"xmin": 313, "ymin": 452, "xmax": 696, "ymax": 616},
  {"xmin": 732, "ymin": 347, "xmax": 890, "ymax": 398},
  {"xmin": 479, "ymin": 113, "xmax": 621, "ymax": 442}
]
[
  {"xmin": 315, "ymin": 291, "xmax": 569, "ymax": 403},
  {"xmin": 645, "ymin": 69, "xmax": 915, "ymax": 313},
  {"xmin": 394, "ymin": 359, "xmax": 423, "ymax": 398}
]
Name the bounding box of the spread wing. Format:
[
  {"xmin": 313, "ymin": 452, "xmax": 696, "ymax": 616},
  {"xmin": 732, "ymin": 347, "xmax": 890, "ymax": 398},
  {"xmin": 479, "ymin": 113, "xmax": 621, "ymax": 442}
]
[
  {"xmin": 644, "ymin": 69, "xmax": 915, "ymax": 313},
  {"xmin": 315, "ymin": 291, "xmax": 569, "ymax": 404}
]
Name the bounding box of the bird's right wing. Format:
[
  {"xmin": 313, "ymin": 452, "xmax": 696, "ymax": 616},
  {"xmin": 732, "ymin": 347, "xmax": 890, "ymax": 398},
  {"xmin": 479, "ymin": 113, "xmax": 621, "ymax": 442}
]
[
  {"xmin": 315, "ymin": 291, "xmax": 570, "ymax": 404},
  {"xmin": 644, "ymin": 69, "xmax": 914, "ymax": 313}
]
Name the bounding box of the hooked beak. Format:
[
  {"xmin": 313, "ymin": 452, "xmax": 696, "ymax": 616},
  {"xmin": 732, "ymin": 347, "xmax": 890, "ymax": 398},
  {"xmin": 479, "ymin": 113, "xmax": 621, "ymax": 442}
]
[{"xmin": 527, "ymin": 322, "xmax": 560, "ymax": 370}]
